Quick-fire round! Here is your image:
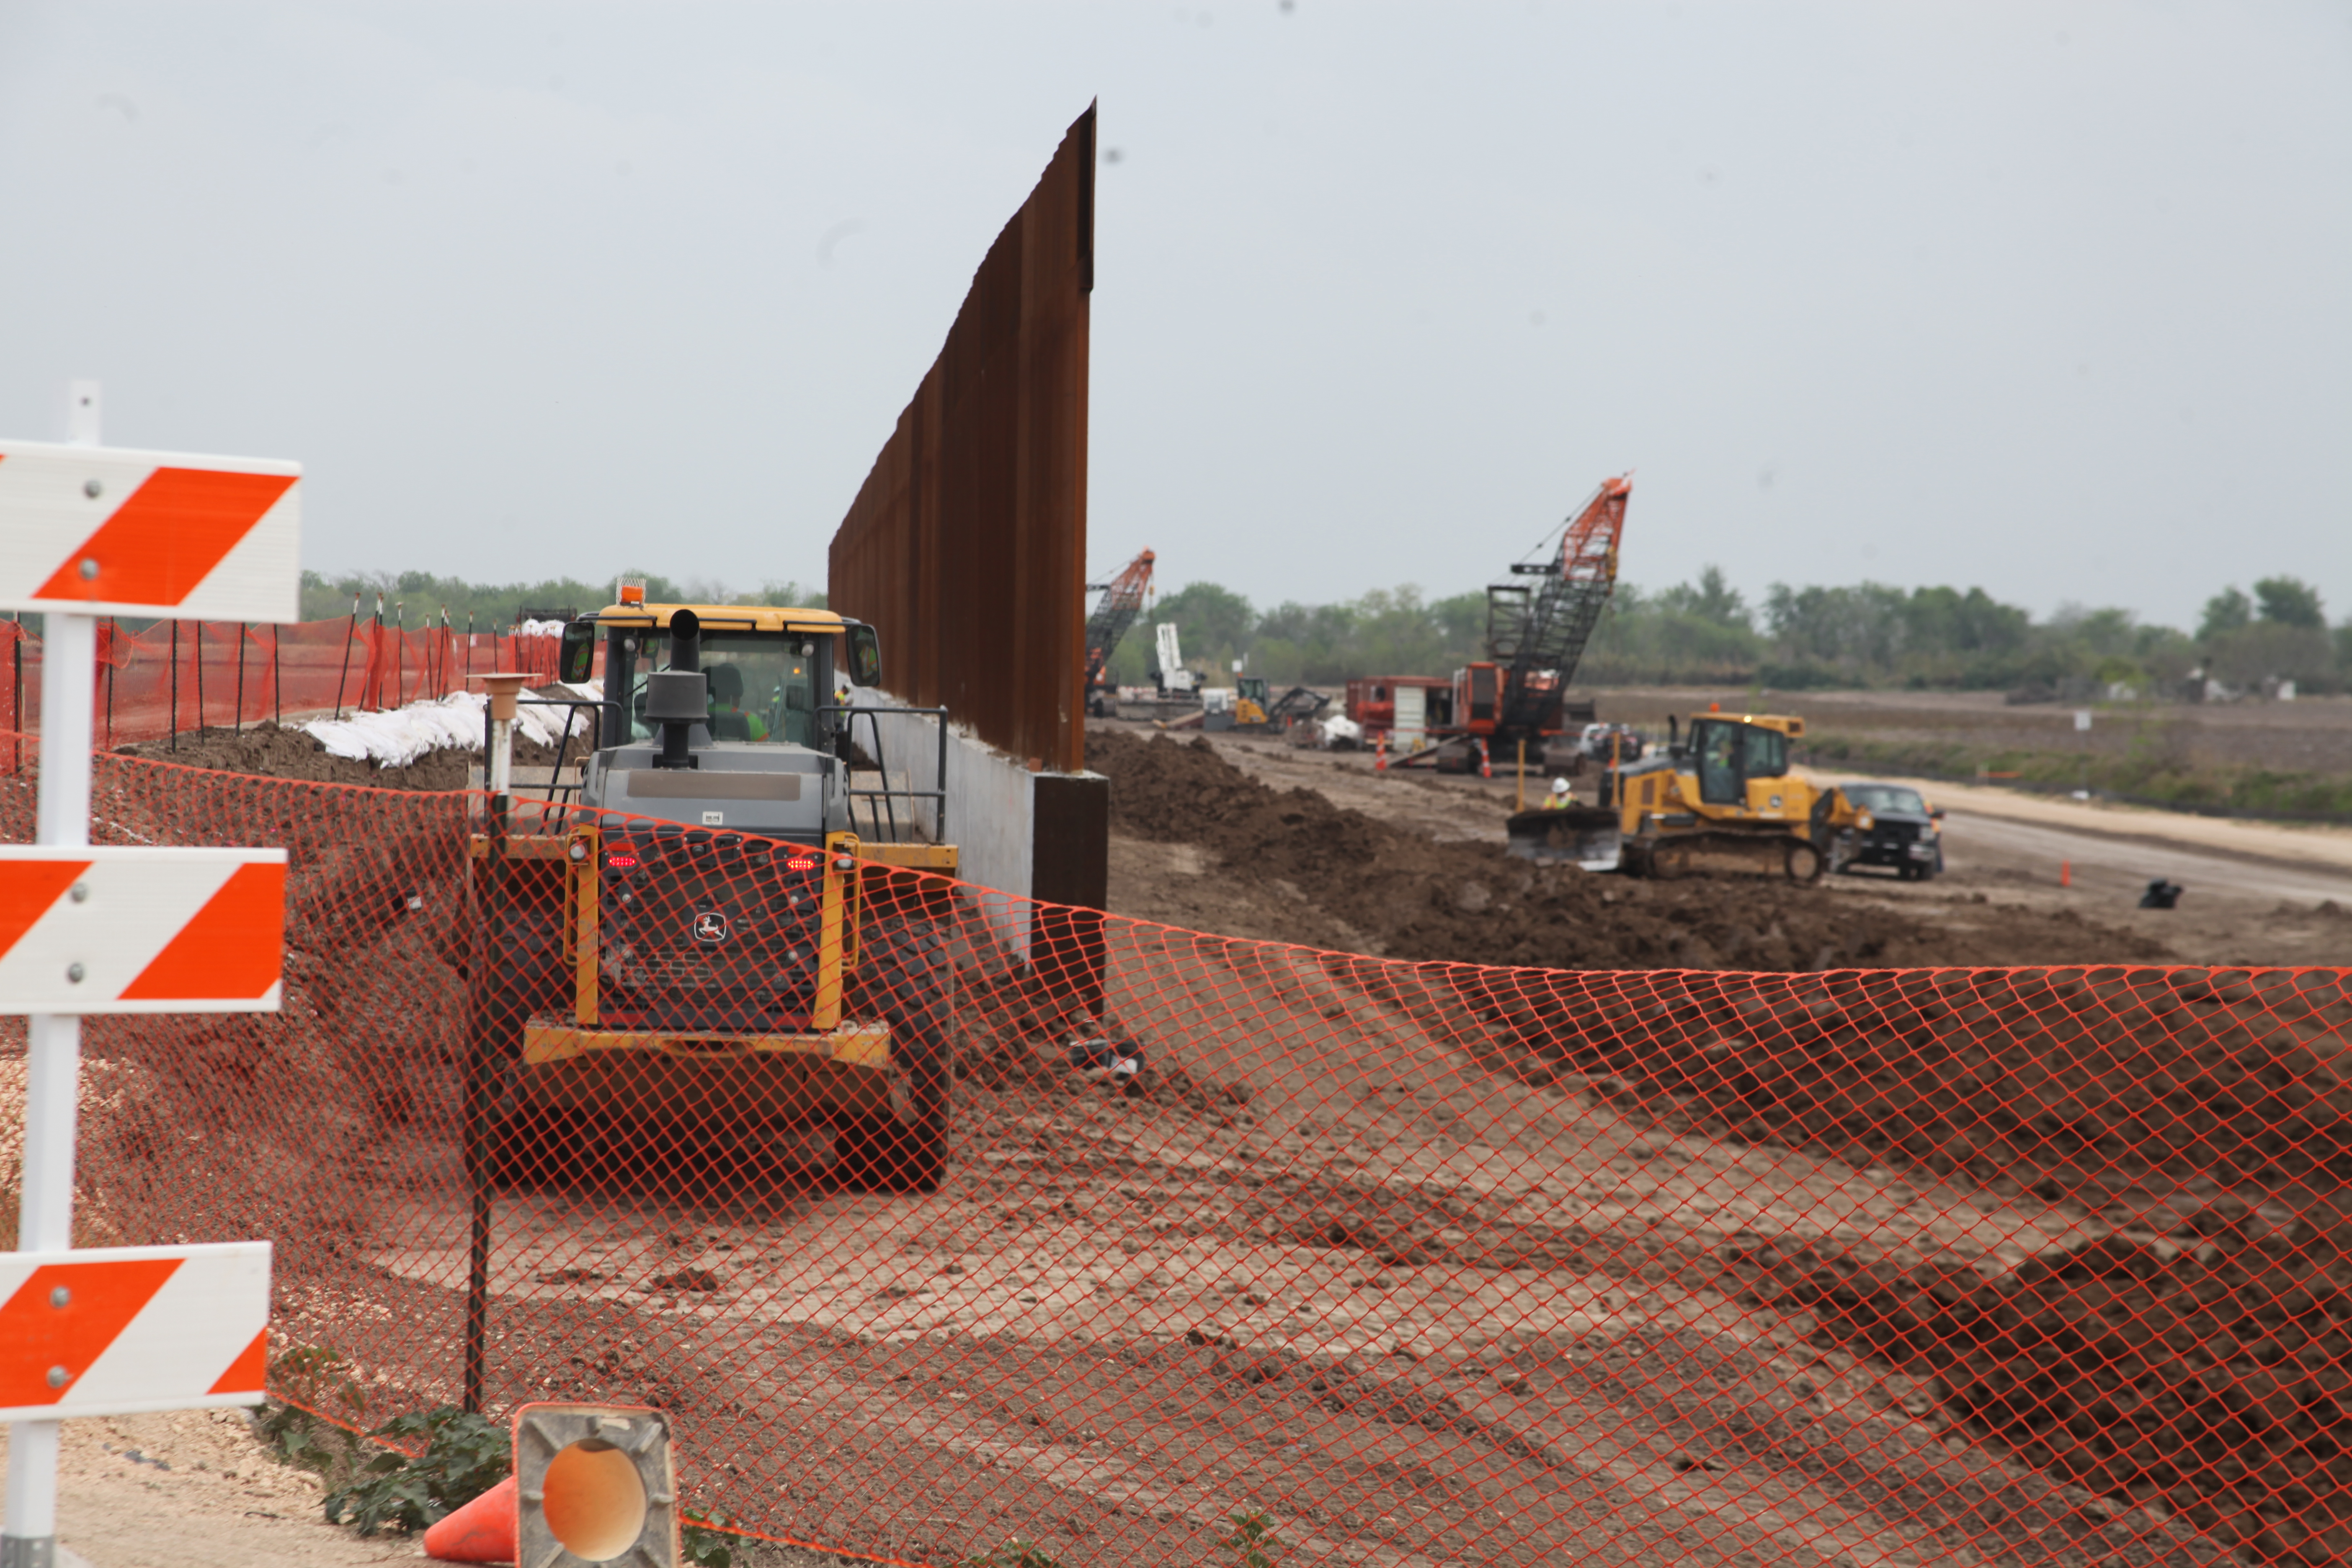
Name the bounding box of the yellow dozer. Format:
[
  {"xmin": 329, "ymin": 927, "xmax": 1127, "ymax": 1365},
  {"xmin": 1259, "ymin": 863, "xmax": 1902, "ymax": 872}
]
[
  {"xmin": 1506, "ymin": 709, "xmax": 1867, "ymax": 881},
  {"xmin": 477, "ymin": 598, "xmax": 960, "ymax": 1192}
]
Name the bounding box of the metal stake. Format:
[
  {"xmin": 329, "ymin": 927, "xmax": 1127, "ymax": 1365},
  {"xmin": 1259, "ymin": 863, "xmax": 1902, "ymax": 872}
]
[
  {"xmin": 334, "ymin": 593, "xmax": 357, "ymax": 719},
  {"xmin": 463, "ymin": 675, "xmax": 526, "ymax": 1414}
]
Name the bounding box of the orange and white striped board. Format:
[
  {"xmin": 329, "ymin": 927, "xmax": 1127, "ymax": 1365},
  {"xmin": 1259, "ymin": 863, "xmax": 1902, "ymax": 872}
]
[
  {"xmin": 0, "ymin": 439, "xmax": 300, "ymax": 621},
  {"xmin": 0, "ymin": 846, "xmax": 287, "ymax": 1013},
  {"xmin": 0, "ymin": 1243, "xmax": 271, "ymax": 1421}
]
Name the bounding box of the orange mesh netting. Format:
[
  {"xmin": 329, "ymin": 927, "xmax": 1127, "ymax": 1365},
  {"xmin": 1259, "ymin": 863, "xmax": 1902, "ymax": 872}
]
[
  {"xmin": 0, "ymin": 615, "xmax": 565, "ymax": 745},
  {"xmin": 5, "ymin": 743, "xmax": 2349, "ymax": 1567}
]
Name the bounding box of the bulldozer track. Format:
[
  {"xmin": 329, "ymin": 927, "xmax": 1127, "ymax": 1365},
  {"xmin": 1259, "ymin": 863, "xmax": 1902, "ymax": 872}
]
[{"xmin": 1636, "ymin": 830, "xmax": 1823, "ymax": 885}]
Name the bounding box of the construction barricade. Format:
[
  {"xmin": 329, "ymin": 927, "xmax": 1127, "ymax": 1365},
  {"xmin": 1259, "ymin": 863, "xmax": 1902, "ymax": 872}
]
[
  {"xmin": 0, "ymin": 615, "xmax": 565, "ymax": 748},
  {"xmin": 3, "ymin": 741, "xmax": 2349, "ymax": 1567}
]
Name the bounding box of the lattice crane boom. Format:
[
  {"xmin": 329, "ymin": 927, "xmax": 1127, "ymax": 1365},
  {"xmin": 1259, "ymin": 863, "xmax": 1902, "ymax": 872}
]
[
  {"xmin": 1083, "ymin": 548, "xmax": 1156, "ymax": 696},
  {"xmin": 1487, "ymin": 475, "xmax": 1630, "ymax": 735}
]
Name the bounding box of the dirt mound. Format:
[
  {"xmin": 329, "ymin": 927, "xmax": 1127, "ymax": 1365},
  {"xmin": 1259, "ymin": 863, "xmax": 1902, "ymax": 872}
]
[
  {"xmin": 1745, "ymin": 1201, "xmax": 2352, "ymax": 1568},
  {"xmin": 113, "ymin": 722, "xmax": 570, "ymax": 790},
  {"xmin": 1088, "ymin": 729, "xmax": 2169, "ymax": 971}
]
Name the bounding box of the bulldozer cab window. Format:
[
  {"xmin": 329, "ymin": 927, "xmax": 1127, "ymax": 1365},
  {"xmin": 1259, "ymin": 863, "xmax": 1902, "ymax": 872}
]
[
  {"xmin": 626, "ymin": 631, "xmax": 824, "ymax": 748},
  {"xmin": 1743, "ymin": 726, "xmax": 1789, "ymax": 779},
  {"xmin": 1694, "ymin": 720, "xmax": 1742, "ymax": 804},
  {"xmin": 1693, "ymin": 719, "xmax": 1788, "ymax": 802}
]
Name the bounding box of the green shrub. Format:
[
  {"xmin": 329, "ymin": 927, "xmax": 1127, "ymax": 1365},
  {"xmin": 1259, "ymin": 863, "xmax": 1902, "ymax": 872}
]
[{"xmin": 323, "ymin": 1406, "xmax": 509, "ymax": 1537}]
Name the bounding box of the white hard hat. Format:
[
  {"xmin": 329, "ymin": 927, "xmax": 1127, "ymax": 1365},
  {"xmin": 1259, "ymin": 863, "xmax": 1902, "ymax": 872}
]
[{"xmin": 1551, "ymin": 777, "xmax": 1571, "ymax": 793}]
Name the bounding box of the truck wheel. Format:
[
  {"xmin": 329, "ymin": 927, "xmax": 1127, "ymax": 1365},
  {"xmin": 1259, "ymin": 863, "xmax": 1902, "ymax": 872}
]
[{"xmin": 837, "ymin": 914, "xmax": 952, "ymax": 1194}]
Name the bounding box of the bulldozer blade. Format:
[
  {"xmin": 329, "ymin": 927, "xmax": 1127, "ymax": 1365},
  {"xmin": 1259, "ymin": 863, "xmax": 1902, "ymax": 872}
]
[{"xmin": 1505, "ymin": 807, "xmax": 1622, "ymax": 872}]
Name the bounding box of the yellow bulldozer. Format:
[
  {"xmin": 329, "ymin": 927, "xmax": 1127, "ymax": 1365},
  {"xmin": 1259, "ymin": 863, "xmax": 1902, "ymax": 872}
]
[
  {"xmin": 478, "ymin": 596, "xmax": 961, "ymax": 1192},
  {"xmin": 1506, "ymin": 707, "xmax": 1881, "ymax": 882}
]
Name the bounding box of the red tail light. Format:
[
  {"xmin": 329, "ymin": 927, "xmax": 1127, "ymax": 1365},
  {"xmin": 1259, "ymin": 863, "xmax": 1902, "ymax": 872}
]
[
  {"xmin": 784, "ymin": 854, "xmax": 820, "ymax": 872},
  {"xmin": 605, "ymin": 854, "xmax": 640, "ymax": 869}
]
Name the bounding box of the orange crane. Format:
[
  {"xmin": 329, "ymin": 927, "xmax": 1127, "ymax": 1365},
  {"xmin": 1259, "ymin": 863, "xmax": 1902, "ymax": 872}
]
[
  {"xmin": 1474, "ymin": 474, "xmax": 1630, "ymax": 758},
  {"xmin": 1083, "ymin": 548, "xmax": 1155, "ymax": 717},
  {"xmin": 1349, "ymin": 475, "xmax": 1630, "ymax": 771}
]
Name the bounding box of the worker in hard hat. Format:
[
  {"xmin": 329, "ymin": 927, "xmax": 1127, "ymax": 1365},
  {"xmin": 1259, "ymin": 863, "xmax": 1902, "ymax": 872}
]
[{"xmin": 1540, "ymin": 777, "xmax": 1575, "ymax": 810}]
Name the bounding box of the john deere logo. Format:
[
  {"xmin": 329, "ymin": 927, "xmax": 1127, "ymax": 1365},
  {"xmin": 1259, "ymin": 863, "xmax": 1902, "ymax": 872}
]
[{"xmin": 691, "ymin": 911, "xmax": 729, "ymax": 944}]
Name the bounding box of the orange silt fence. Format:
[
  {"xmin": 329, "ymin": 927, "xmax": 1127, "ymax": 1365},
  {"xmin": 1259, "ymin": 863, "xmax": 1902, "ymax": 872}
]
[
  {"xmin": 3, "ymin": 737, "xmax": 2347, "ymax": 1566},
  {"xmin": 0, "ymin": 615, "xmax": 569, "ymax": 750}
]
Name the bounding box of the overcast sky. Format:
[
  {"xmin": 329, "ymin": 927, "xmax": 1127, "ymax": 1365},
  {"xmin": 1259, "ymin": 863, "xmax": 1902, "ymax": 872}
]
[{"xmin": 3, "ymin": 2, "xmax": 2347, "ymax": 630}]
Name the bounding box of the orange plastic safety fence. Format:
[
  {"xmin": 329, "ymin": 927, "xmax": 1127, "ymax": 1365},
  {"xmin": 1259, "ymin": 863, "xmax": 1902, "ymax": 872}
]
[
  {"xmin": 5, "ymin": 745, "xmax": 2349, "ymax": 1567},
  {"xmin": 0, "ymin": 615, "xmax": 565, "ymax": 745}
]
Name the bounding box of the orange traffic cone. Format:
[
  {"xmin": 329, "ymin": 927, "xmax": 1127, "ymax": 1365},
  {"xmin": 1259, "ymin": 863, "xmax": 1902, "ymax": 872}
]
[
  {"xmin": 1375, "ymin": 734, "xmax": 1388, "ymax": 774},
  {"xmin": 1479, "ymin": 748, "xmax": 1492, "ymax": 781},
  {"xmin": 424, "ymin": 1475, "xmax": 516, "ymax": 1563},
  {"xmin": 2060, "ymin": 859, "xmax": 2072, "ymax": 888}
]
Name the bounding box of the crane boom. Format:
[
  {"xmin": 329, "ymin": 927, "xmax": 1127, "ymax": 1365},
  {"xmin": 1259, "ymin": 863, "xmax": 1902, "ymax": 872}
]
[
  {"xmin": 1487, "ymin": 475, "xmax": 1630, "ymax": 735},
  {"xmin": 1082, "ymin": 548, "xmax": 1156, "ymax": 702}
]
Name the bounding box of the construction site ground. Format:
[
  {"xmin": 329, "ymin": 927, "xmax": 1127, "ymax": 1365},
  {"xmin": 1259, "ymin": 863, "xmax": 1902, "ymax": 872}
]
[
  {"xmin": 28, "ymin": 722, "xmax": 2352, "ymax": 1565},
  {"xmin": 1093, "ymin": 720, "xmax": 2352, "ymax": 972}
]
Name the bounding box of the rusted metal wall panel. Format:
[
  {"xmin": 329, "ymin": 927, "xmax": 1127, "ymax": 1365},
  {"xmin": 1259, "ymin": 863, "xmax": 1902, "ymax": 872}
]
[{"xmin": 829, "ymin": 106, "xmax": 1094, "ymax": 773}]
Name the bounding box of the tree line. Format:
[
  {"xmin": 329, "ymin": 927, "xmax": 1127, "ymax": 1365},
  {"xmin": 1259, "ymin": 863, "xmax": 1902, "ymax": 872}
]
[
  {"xmin": 1114, "ymin": 569, "xmax": 2352, "ymax": 696},
  {"xmin": 292, "ymin": 564, "xmax": 2347, "ymax": 698},
  {"xmin": 295, "ymin": 570, "xmax": 826, "ymax": 630}
]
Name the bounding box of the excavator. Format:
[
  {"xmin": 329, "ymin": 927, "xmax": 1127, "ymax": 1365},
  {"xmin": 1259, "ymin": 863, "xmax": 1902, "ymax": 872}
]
[
  {"xmin": 1225, "ymin": 675, "xmax": 1329, "ymax": 734},
  {"xmin": 1506, "ymin": 705, "xmax": 1876, "ymax": 882},
  {"xmin": 1082, "ymin": 548, "xmax": 1154, "ymax": 717}
]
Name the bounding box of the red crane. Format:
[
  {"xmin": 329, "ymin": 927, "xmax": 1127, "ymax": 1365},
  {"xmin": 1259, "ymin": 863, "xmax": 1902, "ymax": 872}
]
[{"xmin": 1083, "ymin": 548, "xmax": 1155, "ymax": 717}]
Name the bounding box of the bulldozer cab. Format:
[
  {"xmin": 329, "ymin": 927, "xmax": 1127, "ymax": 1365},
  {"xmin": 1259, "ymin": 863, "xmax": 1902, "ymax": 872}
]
[
  {"xmin": 595, "ymin": 606, "xmax": 846, "ymax": 757},
  {"xmin": 1688, "ymin": 715, "xmax": 1795, "ymax": 805}
]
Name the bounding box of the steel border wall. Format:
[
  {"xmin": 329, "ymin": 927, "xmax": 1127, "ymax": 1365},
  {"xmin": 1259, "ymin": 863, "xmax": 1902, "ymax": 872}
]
[{"xmin": 827, "ymin": 106, "xmax": 1095, "ymax": 774}]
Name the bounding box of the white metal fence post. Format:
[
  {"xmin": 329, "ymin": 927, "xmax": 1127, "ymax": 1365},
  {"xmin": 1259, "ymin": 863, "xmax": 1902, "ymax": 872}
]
[{"xmin": 3, "ymin": 385, "xmax": 102, "ymax": 1568}]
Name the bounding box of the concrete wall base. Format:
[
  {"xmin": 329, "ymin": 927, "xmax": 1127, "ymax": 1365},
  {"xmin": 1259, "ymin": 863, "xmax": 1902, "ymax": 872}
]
[{"xmin": 849, "ymin": 690, "xmax": 1105, "ymax": 973}]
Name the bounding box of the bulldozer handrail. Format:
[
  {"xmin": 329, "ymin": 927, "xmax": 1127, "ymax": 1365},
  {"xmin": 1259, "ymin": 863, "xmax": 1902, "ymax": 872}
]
[{"xmin": 822, "ymin": 702, "xmax": 950, "ymax": 845}]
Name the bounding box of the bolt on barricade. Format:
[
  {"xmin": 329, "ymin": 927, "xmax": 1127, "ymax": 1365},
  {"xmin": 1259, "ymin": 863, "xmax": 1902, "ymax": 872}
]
[{"xmin": 4, "ymin": 736, "xmax": 2352, "ymax": 1567}]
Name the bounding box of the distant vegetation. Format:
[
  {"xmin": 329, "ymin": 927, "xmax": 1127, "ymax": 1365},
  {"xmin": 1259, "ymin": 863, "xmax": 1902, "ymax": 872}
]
[
  {"xmin": 296, "ymin": 570, "xmax": 825, "ymax": 629},
  {"xmin": 294, "ymin": 563, "xmax": 2348, "ymax": 703},
  {"xmin": 1119, "ymin": 569, "xmax": 2352, "ymax": 698}
]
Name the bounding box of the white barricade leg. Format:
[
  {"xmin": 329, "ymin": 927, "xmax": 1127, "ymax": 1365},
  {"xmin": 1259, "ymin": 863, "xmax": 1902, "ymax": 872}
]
[{"xmin": 3, "ymin": 610, "xmax": 95, "ymax": 1568}]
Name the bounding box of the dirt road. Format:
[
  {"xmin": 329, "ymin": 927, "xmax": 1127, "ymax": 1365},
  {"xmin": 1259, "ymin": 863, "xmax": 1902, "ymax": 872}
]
[
  {"xmin": 345, "ymin": 1069, "xmax": 2218, "ymax": 1568},
  {"xmin": 0, "ymin": 1410, "xmax": 413, "ymax": 1568}
]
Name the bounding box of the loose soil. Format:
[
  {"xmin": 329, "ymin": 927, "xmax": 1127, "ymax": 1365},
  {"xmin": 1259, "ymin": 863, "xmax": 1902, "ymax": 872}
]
[
  {"xmin": 1087, "ymin": 727, "xmax": 2170, "ymax": 972},
  {"xmin": 39, "ymin": 726, "xmax": 2352, "ymax": 1565},
  {"xmin": 0, "ymin": 1407, "xmax": 415, "ymax": 1568}
]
